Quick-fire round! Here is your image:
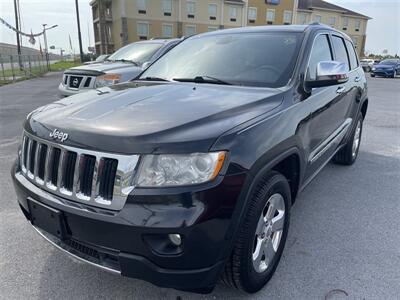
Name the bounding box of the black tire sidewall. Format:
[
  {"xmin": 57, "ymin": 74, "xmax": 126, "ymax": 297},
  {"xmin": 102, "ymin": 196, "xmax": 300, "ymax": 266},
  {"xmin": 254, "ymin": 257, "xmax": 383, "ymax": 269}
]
[{"xmin": 240, "ymin": 173, "xmax": 291, "ymax": 292}]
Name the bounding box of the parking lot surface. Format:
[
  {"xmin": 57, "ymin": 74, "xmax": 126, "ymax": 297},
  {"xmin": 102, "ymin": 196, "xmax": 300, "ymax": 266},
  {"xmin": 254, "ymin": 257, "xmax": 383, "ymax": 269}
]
[{"xmin": 1, "ymin": 73, "xmax": 399, "ymax": 299}]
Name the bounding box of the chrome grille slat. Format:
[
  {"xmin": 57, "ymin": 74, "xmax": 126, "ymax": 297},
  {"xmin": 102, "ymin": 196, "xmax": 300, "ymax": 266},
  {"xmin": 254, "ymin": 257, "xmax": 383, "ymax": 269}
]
[
  {"xmin": 34, "ymin": 143, "xmax": 41, "ymax": 183},
  {"xmin": 18, "ymin": 131, "xmax": 139, "ymax": 211}
]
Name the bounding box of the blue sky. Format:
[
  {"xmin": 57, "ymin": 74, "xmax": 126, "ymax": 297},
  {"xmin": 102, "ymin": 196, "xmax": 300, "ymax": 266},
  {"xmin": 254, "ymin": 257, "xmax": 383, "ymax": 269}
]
[{"xmin": 0, "ymin": 0, "xmax": 399, "ymax": 55}]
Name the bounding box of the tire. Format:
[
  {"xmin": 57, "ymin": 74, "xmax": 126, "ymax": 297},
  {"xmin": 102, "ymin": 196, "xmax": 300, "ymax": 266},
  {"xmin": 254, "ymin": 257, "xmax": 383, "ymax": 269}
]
[
  {"xmin": 366, "ymin": 66, "xmax": 371, "ymax": 73},
  {"xmin": 371, "ymin": 73, "xmax": 375, "ymax": 77},
  {"xmin": 333, "ymin": 114, "xmax": 363, "ymax": 165},
  {"xmin": 221, "ymin": 171, "xmax": 291, "ymax": 293},
  {"xmin": 391, "ymin": 71, "xmax": 396, "ymax": 78}
]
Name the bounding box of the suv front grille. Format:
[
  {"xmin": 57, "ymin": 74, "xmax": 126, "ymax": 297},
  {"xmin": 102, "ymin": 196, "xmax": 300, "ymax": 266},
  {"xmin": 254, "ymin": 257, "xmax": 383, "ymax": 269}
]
[{"xmin": 20, "ymin": 132, "xmax": 139, "ymax": 210}]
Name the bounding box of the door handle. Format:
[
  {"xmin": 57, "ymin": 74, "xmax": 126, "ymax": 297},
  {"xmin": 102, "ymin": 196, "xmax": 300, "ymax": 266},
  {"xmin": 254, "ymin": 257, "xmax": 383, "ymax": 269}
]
[
  {"xmin": 336, "ymin": 86, "xmax": 346, "ymax": 94},
  {"xmin": 354, "ymin": 76, "xmax": 361, "ymax": 82}
]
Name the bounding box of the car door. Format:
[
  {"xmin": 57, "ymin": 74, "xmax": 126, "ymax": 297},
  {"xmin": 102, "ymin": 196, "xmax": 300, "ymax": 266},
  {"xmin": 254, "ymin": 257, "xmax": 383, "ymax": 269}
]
[{"xmin": 301, "ymin": 33, "xmax": 353, "ymax": 181}]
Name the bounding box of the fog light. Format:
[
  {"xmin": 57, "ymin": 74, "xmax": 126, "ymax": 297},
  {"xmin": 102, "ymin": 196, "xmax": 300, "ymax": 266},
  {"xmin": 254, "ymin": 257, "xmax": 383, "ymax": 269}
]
[{"xmin": 168, "ymin": 234, "xmax": 182, "ymax": 246}]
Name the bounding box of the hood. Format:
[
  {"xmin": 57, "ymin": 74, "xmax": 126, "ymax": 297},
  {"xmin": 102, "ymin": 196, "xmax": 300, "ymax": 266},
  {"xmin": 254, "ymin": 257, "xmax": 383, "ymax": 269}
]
[
  {"xmin": 25, "ymin": 82, "xmax": 283, "ymax": 154},
  {"xmin": 66, "ymin": 61, "xmax": 142, "ymax": 75}
]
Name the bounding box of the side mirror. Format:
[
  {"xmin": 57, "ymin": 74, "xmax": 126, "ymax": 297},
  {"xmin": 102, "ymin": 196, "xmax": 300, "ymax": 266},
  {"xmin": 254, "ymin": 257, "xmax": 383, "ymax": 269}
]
[
  {"xmin": 141, "ymin": 61, "xmax": 151, "ymax": 70},
  {"xmin": 306, "ymin": 61, "xmax": 349, "ymax": 89}
]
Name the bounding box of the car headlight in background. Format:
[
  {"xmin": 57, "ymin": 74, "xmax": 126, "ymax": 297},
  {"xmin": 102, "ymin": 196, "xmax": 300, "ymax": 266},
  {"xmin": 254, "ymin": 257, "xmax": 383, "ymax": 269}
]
[
  {"xmin": 136, "ymin": 152, "xmax": 226, "ymax": 187},
  {"xmin": 95, "ymin": 73, "xmax": 121, "ymax": 88},
  {"xmin": 371, "ymin": 67, "xmax": 376, "ymax": 71}
]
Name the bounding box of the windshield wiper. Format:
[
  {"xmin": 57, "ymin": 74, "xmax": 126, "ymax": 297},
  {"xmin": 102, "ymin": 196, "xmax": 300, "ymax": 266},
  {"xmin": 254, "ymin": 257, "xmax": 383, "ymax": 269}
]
[
  {"xmin": 113, "ymin": 59, "xmax": 140, "ymax": 66},
  {"xmin": 140, "ymin": 76, "xmax": 170, "ymax": 82},
  {"xmin": 173, "ymin": 76, "xmax": 233, "ymax": 85}
]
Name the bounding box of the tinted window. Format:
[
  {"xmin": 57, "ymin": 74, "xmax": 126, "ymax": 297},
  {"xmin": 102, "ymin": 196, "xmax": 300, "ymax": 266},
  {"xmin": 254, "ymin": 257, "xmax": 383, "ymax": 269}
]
[
  {"xmin": 345, "ymin": 40, "xmax": 358, "ymax": 70},
  {"xmin": 107, "ymin": 43, "xmax": 163, "ymax": 64},
  {"xmin": 332, "ymin": 36, "xmax": 350, "ymax": 72},
  {"xmin": 307, "ymin": 34, "xmax": 333, "ymax": 80},
  {"xmin": 141, "ymin": 32, "xmax": 303, "ymax": 88}
]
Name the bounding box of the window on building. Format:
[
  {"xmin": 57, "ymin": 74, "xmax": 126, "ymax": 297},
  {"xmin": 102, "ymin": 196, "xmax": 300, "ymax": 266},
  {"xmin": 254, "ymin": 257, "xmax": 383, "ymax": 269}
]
[
  {"xmin": 328, "ymin": 16, "xmax": 336, "ymax": 27},
  {"xmin": 162, "ymin": 24, "xmax": 173, "ymax": 38},
  {"xmin": 283, "ymin": 10, "xmax": 292, "ymax": 25},
  {"xmin": 229, "ymin": 6, "xmax": 237, "ymax": 22},
  {"xmin": 307, "ymin": 34, "xmax": 333, "ymax": 80},
  {"xmin": 314, "ymin": 15, "xmax": 322, "ymax": 23},
  {"xmin": 298, "ymin": 13, "xmax": 307, "ymax": 25},
  {"xmin": 266, "ymin": 9, "xmax": 275, "ymax": 24},
  {"xmin": 332, "ymin": 35, "xmax": 350, "ymax": 72},
  {"xmin": 208, "ymin": 26, "xmax": 218, "ymax": 32},
  {"xmin": 187, "ymin": 1, "xmax": 195, "ymax": 18},
  {"xmin": 342, "ymin": 17, "xmax": 349, "ymax": 30},
  {"xmin": 208, "ymin": 4, "xmax": 217, "ymax": 20},
  {"xmin": 137, "ymin": 22, "xmax": 149, "ymax": 40},
  {"xmin": 162, "ymin": 0, "xmax": 172, "ymax": 16},
  {"xmin": 345, "ymin": 39, "xmax": 359, "ymax": 70},
  {"xmin": 355, "ymin": 19, "xmax": 361, "ymax": 32},
  {"xmin": 137, "ymin": 0, "xmax": 147, "ymax": 14},
  {"xmin": 352, "ymin": 36, "xmax": 358, "ymax": 48},
  {"xmin": 185, "ymin": 25, "xmax": 196, "ymax": 36},
  {"xmin": 248, "ymin": 7, "xmax": 257, "ymax": 23}
]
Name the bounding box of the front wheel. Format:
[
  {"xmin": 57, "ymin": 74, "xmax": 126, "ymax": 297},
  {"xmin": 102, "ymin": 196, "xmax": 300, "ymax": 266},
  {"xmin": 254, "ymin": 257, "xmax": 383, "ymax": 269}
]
[
  {"xmin": 371, "ymin": 73, "xmax": 375, "ymax": 77},
  {"xmin": 333, "ymin": 114, "xmax": 363, "ymax": 165},
  {"xmin": 221, "ymin": 171, "xmax": 291, "ymax": 293}
]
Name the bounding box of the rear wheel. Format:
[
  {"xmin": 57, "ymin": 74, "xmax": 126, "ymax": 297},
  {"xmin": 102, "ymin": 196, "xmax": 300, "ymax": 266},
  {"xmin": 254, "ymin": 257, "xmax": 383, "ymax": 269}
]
[
  {"xmin": 333, "ymin": 114, "xmax": 363, "ymax": 165},
  {"xmin": 221, "ymin": 171, "xmax": 291, "ymax": 293}
]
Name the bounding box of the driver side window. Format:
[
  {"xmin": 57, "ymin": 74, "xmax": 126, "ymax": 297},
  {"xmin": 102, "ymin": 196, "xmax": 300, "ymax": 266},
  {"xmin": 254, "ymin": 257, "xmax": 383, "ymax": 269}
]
[{"xmin": 307, "ymin": 34, "xmax": 333, "ymax": 80}]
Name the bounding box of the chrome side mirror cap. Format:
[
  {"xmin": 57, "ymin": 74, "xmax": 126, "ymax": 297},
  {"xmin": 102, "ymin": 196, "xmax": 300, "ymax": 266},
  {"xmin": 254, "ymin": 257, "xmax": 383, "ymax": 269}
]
[
  {"xmin": 306, "ymin": 61, "xmax": 349, "ymax": 88},
  {"xmin": 141, "ymin": 61, "xmax": 151, "ymax": 70}
]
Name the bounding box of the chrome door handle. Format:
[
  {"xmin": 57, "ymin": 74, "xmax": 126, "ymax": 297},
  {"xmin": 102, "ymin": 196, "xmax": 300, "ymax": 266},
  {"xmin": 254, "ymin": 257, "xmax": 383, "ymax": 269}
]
[
  {"xmin": 336, "ymin": 86, "xmax": 346, "ymax": 94},
  {"xmin": 355, "ymin": 76, "xmax": 361, "ymax": 82}
]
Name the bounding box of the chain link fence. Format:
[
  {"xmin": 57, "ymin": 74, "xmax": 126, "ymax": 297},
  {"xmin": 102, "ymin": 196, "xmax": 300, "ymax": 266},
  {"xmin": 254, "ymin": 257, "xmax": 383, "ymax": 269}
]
[{"xmin": 0, "ymin": 54, "xmax": 54, "ymax": 85}]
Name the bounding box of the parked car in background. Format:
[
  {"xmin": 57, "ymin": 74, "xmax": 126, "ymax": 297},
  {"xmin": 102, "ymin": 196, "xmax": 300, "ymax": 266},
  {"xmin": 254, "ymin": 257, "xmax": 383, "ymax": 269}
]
[
  {"xmin": 58, "ymin": 39, "xmax": 181, "ymax": 96},
  {"xmin": 360, "ymin": 58, "xmax": 374, "ymax": 72},
  {"xmin": 84, "ymin": 54, "xmax": 110, "ymax": 65},
  {"xmin": 371, "ymin": 59, "xmax": 400, "ymax": 78},
  {"xmin": 12, "ymin": 24, "xmax": 368, "ymax": 294}
]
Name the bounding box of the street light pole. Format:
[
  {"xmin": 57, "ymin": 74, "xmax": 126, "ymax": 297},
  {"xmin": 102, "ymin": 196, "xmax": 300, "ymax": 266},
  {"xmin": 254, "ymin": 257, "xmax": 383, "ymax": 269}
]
[
  {"xmin": 42, "ymin": 24, "xmax": 49, "ymax": 70},
  {"xmin": 42, "ymin": 24, "xmax": 58, "ymax": 71},
  {"xmin": 75, "ymin": 0, "xmax": 84, "ymax": 63}
]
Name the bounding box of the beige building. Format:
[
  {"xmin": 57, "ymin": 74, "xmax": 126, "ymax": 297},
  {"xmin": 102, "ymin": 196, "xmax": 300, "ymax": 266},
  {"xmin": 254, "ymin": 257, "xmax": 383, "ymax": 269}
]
[
  {"xmin": 91, "ymin": 0, "xmax": 370, "ymax": 57},
  {"xmin": 91, "ymin": 0, "xmax": 248, "ymax": 54},
  {"xmin": 296, "ymin": 0, "xmax": 371, "ymax": 56},
  {"xmin": 247, "ymin": 0, "xmax": 298, "ymax": 26}
]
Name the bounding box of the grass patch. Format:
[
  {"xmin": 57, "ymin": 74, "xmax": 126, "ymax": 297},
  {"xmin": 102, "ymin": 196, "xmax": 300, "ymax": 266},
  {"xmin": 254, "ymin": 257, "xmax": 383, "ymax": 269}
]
[{"xmin": 51, "ymin": 61, "xmax": 82, "ymax": 71}]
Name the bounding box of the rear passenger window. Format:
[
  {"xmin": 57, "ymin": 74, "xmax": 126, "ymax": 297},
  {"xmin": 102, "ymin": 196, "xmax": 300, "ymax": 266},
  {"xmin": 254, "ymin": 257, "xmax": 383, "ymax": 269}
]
[
  {"xmin": 332, "ymin": 35, "xmax": 350, "ymax": 72},
  {"xmin": 307, "ymin": 34, "xmax": 333, "ymax": 80},
  {"xmin": 345, "ymin": 39, "xmax": 359, "ymax": 70}
]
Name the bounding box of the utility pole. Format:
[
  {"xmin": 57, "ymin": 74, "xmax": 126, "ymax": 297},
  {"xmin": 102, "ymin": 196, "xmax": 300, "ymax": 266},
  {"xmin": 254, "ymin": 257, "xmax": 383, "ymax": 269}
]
[
  {"xmin": 13, "ymin": 0, "xmax": 22, "ymax": 69},
  {"xmin": 42, "ymin": 24, "xmax": 49, "ymax": 70},
  {"xmin": 42, "ymin": 24, "xmax": 58, "ymax": 71},
  {"xmin": 75, "ymin": 0, "xmax": 84, "ymax": 62}
]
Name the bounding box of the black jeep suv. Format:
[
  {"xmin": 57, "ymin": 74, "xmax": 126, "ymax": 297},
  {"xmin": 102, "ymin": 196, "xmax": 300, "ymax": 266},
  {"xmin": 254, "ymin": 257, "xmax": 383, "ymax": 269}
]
[{"xmin": 12, "ymin": 24, "xmax": 368, "ymax": 294}]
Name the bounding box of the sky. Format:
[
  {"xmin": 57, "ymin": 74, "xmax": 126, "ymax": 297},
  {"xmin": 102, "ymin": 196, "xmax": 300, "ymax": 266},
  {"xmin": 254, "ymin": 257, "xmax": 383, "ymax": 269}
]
[{"xmin": 0, "ymin": 0, "xmax": 399, "ymax": 55}]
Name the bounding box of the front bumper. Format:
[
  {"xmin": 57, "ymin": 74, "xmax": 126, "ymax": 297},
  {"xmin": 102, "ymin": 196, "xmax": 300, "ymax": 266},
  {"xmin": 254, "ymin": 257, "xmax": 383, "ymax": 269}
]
[
  {"xmin": 11, "ymin": 161, "xmax": 246, "ymax": 292},
  {"xmin": 371, "ymin": 69, "xmax": 395, "ymax": 76},
  {"xmin": 58, "ymin": 83, "xmax": 92, "ymax": 97}
]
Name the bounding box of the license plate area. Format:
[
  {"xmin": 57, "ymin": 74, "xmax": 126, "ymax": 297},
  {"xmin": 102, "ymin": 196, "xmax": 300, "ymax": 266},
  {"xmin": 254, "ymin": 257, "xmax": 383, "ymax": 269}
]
[{"xmin": 28, "ymin": 198, "xmax": 66, "ymax": 240}]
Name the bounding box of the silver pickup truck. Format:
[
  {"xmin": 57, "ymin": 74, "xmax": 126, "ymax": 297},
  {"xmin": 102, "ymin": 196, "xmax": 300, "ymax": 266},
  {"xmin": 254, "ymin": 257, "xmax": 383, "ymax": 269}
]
[{"xmin": 58, "ymin": 39, "xmax": 180, "ymax": 97}]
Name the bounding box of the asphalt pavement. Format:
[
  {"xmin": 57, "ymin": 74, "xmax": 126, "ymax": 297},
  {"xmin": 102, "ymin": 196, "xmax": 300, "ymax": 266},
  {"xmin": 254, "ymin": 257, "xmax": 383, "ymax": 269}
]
[{"xmin": 0, "ymin": 72, "xmax": 399, "ymax": 300}]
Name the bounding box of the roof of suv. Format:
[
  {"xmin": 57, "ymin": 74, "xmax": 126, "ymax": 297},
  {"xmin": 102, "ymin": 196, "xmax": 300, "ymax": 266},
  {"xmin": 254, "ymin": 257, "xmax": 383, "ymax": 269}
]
[
  {"xmin": 197, "ymin": 23, "xmax": 345, "ymax": 36},
  {"xmin": 134, "ymin": 38, "xmax": 181, "ymax": 45}
]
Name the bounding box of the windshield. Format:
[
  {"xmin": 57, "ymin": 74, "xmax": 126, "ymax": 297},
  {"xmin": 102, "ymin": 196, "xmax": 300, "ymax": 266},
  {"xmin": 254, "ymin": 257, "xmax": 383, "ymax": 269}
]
[
  {"xmin": 96, "ymin": 54, "xmax": 108, "ymax": 61},
  {"xmin": 107, "ymin": 43, "xmax": 163, "ymax": 64},
  {"xmin": 380, "ymin": 59, "xmax": 398, "ymax": 65},
  {"xmin": 140, "ymin": 32, "xmax": 303, "ymax": 88}
]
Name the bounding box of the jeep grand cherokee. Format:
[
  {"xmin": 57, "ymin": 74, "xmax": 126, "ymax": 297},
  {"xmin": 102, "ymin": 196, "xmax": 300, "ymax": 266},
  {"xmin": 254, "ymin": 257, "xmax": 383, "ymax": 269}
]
[{"xmin": 12, "ymin": 24, "xmax": 368, "ymax": 294}]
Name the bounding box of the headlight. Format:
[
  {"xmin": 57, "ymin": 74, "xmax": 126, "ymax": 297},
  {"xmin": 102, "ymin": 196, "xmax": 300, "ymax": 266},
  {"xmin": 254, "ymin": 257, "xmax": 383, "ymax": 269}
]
[
  {"xmin": 95, "ymin": 73, "xmax": 121, "ymax": 87},
  {"xmin": 372, "ymin": 67, "xmax": 375, "ymax": 71},
  {"xmin": 136, "ymin": 152, "xmax": 226, "ymax": 187}
]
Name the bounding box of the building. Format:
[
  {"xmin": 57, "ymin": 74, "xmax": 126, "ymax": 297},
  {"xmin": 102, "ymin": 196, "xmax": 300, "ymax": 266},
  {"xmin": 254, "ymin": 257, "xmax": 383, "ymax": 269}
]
[
  {"xmin": 91, "ymin": 0, "xmax": 369, "ymax": 57},
  {"xmin": 247, "ymin": 0, "xmax": 297, "ymax": 26},
  {"xmin": 91, "ymin": 0, "xmax": 249, "ymax": 54},
  {"xmin": 296, "ymin": 0, "xmax": 371, "ymax": 56}
]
